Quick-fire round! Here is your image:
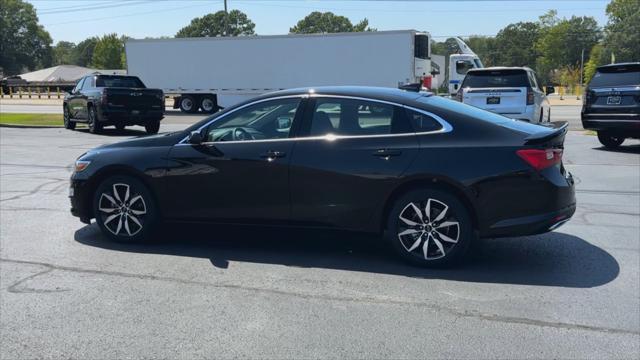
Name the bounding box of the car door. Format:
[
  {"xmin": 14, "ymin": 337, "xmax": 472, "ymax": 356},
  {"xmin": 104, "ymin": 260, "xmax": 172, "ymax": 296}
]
[
  {"xmin": 68, "ymin": 77, "xmax": 85, "ymax": 119},
  {"xmin": 164, "ymin": 96, "xmax": 305, "ymax": 222},
  {"xmin": 289, "ymin": 96, "xmax": 420, "ymax": 230}
]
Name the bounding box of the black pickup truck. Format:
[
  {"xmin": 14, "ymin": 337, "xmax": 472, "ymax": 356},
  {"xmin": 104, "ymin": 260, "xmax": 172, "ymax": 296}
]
[{"xmin": 63, "ymin": 75, "xmax": 164, "ymax": 134}]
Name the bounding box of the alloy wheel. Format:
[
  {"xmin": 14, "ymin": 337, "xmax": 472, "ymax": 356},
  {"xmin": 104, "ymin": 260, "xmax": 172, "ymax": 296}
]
[
  {"xmin": 97, "ymin": 183, "xmax": 147, "ymax": 237},
  {"xmin": 397, "ymin": 198, "xmax": 460, "ymax": 260}
]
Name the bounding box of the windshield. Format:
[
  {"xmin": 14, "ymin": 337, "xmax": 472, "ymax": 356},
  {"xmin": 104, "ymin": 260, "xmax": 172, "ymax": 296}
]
[
  {"xmin": 462, "ymin": 69, "xmax": 529, "ymax": 88},
  {"xmin": 96, "ymin": 76, "xmax": 145, "ymax": 88},
  {"xmin": 590, "ymin": 65, "xmax": 640, "ymax": 87}
]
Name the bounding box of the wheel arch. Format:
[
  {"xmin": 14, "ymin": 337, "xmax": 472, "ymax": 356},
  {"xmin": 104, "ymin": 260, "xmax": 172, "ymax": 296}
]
[
  {"xmin": 378, "ymin": 177, "xmax": 479, "ymax": 234},
  {"xmin": 84, "ymin": 165, "xmax": 161, "ymax": 220}
]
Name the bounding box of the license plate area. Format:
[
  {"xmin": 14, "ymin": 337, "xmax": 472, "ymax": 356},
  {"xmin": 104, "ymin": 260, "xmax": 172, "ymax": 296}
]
[
  {"xmin": 607, "ymin": 96, "xmax": 621, "ymax": 105},
  {"xmin": 486, "ymin": 96, "xmax": 500, "ymax": 105}
]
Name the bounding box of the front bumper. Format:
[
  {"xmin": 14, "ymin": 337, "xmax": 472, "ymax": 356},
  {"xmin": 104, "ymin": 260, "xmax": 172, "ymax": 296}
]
[{"xmin": 69, "ymin": 178, "xmax": 91, "ymax": 224}]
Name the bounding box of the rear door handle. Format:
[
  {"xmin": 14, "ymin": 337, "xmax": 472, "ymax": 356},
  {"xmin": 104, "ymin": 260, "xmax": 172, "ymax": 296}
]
[
  {"xmin": 260, "ymin": 150, "xmax": 286, "ymax": 159},
  {"xmin": 372, "ymin": 149, "xmax": 402, "ymax": 157}
]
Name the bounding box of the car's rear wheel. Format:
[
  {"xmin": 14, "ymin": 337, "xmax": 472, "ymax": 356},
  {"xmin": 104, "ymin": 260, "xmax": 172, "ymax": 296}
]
[
  {"xmin": 386, "ymin": 188, "xmax": 473, "ymax": 267},
  {"xmin": 63, "ymin": 105, "xmax": 75, "ymax": 130},
  {"xmin": 597, "ymin": 131, "xmax": 624, "ymax": 148},
  {"xmin": 145, "ymin": 120, "xmax": 160, "ymax": 134},
  {"xmin": 179, "ymin": 95, "xmax": 197, "ymax": 113},
  {"xmin": 93, "ymin": 175, "xmax": 158, "ymax": 243},
  {"xmin": 87, "ymin": 106, "xmax": 102, "ymax": 134}
]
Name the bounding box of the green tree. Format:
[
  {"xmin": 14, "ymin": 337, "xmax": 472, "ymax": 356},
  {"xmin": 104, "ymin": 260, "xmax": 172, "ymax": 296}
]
[
  {"xmin": 464, "ymin": 36, "xmax": 499, "ymax": 67},
  {"xmin": 52, "ymin": 41, "xmax": 76, "ymax": 66},
  {"xmin": 73, "ymin": 37, "xmax": 99, "ymax": 67},
  {"xmin": 584, "ymin": 43, "xmax": 605, "ymax": 83},
  {"xmin": 176, "ymin": 10, "xmax": 255, "ymax": 37},
  {"xmin": 494, "ymin": 22, "xmax": 541, "ymax": 67},
  {"xmin": 91, "ymin": 34, "xmax": 125, "ymax": 69},
  {"xmin": 602, "ymin": 0, "xmax": 640, "ymax": 62},
  {"xmin": 290, "ymin": 11, "xmax": 374, "ymax": 33},
  {"xmin": 0, "ymin": 0, "xmax": 52, "ymax": 75}
]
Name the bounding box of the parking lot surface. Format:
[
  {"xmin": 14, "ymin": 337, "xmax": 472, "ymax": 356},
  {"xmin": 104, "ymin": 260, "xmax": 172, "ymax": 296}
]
[{"xmin": 1, "ymin": 125, "xmax": 638, "ymax": 358}]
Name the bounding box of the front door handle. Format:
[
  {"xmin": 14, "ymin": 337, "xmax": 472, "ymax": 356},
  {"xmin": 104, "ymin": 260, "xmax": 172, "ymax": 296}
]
[
  {"xmin": 260, "ymin": 150, "xmax": 286, "ymax": 159},
  {"xmin": 372, "ymin": 149, "xmax": 402, "ymax": 158}
]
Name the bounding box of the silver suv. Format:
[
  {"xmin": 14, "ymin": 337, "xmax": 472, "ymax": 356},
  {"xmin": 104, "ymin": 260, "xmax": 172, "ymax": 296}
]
[{"xmin": 457, "ymin": 67, "xmax": 553, "ymax": 123}]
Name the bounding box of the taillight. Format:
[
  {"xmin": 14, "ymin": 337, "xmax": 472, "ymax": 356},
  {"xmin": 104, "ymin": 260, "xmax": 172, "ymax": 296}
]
[
  {"xmin": 526, "ymin": 87, "xmax": 534, "ymax": 105},
  {"xmin": 516, "ymin": 148, "xmax": 563, "ymax": 171}
]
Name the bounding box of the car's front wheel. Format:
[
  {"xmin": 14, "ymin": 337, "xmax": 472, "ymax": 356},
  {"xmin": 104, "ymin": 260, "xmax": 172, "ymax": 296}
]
[
  {"xmin": 63, "ymin": 105, "xmax": 75, "ymax": 130},
  {"xmin": 597, "ymin": 131, "xmax": 624, "ymax": 148},
  {"xmin": 386, "ymin": 188, "xmax": 473, "ymax": 267},
  {"xmin": 93, "ymin": 175, "xmax": 158, "ymax": 243}
]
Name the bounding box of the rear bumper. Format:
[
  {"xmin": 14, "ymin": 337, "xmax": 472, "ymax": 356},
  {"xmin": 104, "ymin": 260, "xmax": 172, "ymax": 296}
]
[
  {"xmin": 484, "ymin": 203, "xmax": 576, "ymax": 238},
  {"xmin": 99, "ymin": 106, "xmax": 164, "ymax": 125},
  {"xmin": 581, "ymin": 112, "xmax": 640, "ymax": 136}
]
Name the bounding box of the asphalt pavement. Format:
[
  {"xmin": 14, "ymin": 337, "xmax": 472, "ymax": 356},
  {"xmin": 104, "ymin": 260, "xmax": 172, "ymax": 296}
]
[{"xmin": 0, "ymin": 124, "xmax": 638, "ymax": 358}]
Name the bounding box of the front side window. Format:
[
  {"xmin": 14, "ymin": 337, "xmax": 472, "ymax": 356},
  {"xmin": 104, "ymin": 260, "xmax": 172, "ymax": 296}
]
[
  {"xmin": 73, "ymin": 78, "xmax": 85, "ymax": 93},
  {"xmin": 456, "ymin": 60, "xmax": 475, "ymax": 75},
  {"xmin": 308, "ymin": 98, "xmax": 411, "ymax": 137},
  {"xmin": 82, "ymin": 76, "xmax": 94, "ymax": 90},
  {"xmin": 204, "ymin": 98, "xmax": 300, "ymax": 142}
]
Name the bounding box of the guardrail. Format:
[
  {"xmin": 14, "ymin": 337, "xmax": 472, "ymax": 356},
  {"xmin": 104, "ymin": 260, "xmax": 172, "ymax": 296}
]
[{"xmin": 0, "ymin": 86, "xmax": 65, "ymax": 99}]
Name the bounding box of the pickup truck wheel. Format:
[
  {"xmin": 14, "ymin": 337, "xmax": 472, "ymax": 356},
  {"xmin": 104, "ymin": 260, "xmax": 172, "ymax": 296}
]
[
  {"xmin": 63, "ymin": 105, "xmax": 75, "ymax": 130},
  {"xmin": 145, "ymin": 120, "xmax": 160, "ymax": 134},
  {"xmin": 87, "ymin": 106, "xmax": 102, "ymax": 134},
  {"xmin": 179, "ymin": 95, "xmax": 197, "ymax": 113},
  {"xmin": 597, "ymin": 131, "xmax": 624, "ymax": 148},
  {"xmin": 200, "ymin": 96, "xmax": 217, "ymax": 113}
]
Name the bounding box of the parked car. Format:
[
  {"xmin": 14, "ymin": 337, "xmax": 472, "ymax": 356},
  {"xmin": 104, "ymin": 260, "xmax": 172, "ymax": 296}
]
[
  {"xmin": 581, "ymin": 62, "xmax": 640, "ymax": 148},
  {"xmin": 63, "ymin": 75, "xmax": 164, "ymax": 134},
  {"xmin": 69, "ymin": 86, "xmax": 575, "ymax": 267},
  {"xmin": 457, "ymin": 67, "xmax": 553, "ymax": 123}
]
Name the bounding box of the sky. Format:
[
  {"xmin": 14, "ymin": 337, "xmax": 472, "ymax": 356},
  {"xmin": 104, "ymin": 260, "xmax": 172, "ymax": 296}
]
[{"xmin": 30, "ymin": 0, "xmax": 611, "ymax": 43}]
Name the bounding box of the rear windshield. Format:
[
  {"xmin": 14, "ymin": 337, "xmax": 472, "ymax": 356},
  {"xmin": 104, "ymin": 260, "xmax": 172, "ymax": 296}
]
[
  {"xmin": 462, "ymin": 69, "xmax": 529, "ymax": 88},
  {"xmin": 417, "ymin": 95, "xmax": 552, "ymax": 136},
  {"xmin": 590, "ymin": 65, "xmax": 640, "ymax": 87},
  {"xmin": 96, "ymin": 76, "xmax": 145, "ymax": 88}
]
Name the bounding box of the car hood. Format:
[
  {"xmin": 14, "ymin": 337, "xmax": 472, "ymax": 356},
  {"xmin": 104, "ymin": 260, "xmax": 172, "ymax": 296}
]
[{"xmin": 98, "ymin": 131, "xmax": 185, "ymax": 149}]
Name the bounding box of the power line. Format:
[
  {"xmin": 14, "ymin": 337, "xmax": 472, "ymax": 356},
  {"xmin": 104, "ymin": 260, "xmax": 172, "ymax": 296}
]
[{"xmin": 38, "ymin": 1, "xmax": 153, "ymax": 15}]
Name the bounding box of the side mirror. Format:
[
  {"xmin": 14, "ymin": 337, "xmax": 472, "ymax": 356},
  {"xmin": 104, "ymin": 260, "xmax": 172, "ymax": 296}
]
[
  {"xmin": 276, "ymin": 116, "xmax": 292, "ymax": 130},
  {"xmin": 430, "ymin": 68, "xmax": 440, "ymax": 76},
  {"xmin": 545, "ymin": 86, "xmax": 555, "ymax": 95},
  {"xmin": 187, "ymin": 130, "xmax": 203, "ymax": 145}
]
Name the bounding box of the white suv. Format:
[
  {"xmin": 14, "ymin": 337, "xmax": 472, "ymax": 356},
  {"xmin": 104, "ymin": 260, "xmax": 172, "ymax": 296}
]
[{"xmin": 457, "ymin": 67, "xmax": 552, "ymax": 123}]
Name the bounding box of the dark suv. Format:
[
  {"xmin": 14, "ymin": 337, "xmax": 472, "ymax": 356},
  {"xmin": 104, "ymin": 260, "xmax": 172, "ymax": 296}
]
[
  {"xmin": 63, "ymin": 75, "xmax": 164, "ymax": 134},
  {"xmin": 582, "ymin": 62, "xmax": 640, "ymax": 148}
]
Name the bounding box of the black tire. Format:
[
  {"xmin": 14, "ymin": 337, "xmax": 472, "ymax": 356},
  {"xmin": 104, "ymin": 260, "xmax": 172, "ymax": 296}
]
[
  {"xmin": 93, "ymin": 175, "xmax": 158, "ymax": 243},
  {"xmin": 63, "ymin": 105, "xmax": 75, "ymax": 130},
  {"xmin": 179, "ymin": 95, "xmax": 198, "ymax": 113},
  {"xmin": 200, "ymin": 95, "xmax": 217, "ymax": 114},
  {"xmin": 145, "ymin": 120, "xmax": 160, "ymax": 134},
  {"xmin": 547, "ymin": 108, "xmax": 551, "ymax": 123},
  {"xmin": 386, "ymin": 188, "xmax": 474, "ymax": 268},
  {"xmin": 87, "ymin": 106, "xmax": 102, "ymax": 134},
  {"xmin": 597, "ymin": 131, "xmax": 624, "ymax": 148},
  {"xmin": 115, "ymin": 124, "xmax": 126, "ymax": 131}
]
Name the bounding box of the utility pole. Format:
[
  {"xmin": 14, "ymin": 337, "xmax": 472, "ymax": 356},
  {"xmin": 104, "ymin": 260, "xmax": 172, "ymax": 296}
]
[
  {"xmin": 578, "ymin": 48, "xmax": 584, "ymax": 100},
  {"xmin": 224, "ymin": 0, "xmax": 229, "ymax": 37}
]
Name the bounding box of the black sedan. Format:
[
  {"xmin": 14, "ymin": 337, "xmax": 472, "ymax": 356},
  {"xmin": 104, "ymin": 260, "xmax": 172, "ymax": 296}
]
[{"xmin": 70, "ymin": 86, "xmax": 576, "ymax": 267}]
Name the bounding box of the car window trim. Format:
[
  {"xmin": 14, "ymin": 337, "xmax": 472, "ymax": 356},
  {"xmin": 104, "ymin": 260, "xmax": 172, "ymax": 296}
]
[{"xmin": 177, "ymin": 94, "xmax": 452, "ymax": 145}]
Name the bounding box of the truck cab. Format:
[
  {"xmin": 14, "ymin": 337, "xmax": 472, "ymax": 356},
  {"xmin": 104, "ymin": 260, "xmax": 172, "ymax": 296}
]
[{"xmin": 448, "ymin": 54, "xmax": 483, "ymax": 95}]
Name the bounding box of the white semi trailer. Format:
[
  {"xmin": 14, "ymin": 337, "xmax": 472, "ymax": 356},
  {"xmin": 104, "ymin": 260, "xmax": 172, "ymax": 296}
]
[{"xmin": 125, "ymin": 30, "xmax": 432, "ymax": 113}]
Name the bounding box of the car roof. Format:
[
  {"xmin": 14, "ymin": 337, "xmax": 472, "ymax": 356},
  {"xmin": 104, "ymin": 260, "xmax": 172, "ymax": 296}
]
[
  {"xmin": 259, "ymin": 86, "xmax": 431, "ymax": 103},
  {"xmin": 467, "ymin": 66, "xmax": 533, "ymax": 73},
  {"xmin": 596, "ymin": 62, "xmax": 640, "ymax": 70}
]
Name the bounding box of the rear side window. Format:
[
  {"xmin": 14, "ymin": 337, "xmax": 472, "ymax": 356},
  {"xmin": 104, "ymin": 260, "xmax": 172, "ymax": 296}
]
[
  {"xmin": 406, "ymin": 109, "xmax": 443, "ymax": 132},
  {"xmin": 96, "ymin": 76, "xmax": 145, "ymax": 88},
  {"xmin": 462, "ymin": 70, "xmax": 529, "ymax": 88},
  {"xmin": 590, "ymin": 65, "xmax": 640, "ymax": 87},
  {"xmin": 307, "ymin": 98, "xmax": 411, "ymax": 136}
]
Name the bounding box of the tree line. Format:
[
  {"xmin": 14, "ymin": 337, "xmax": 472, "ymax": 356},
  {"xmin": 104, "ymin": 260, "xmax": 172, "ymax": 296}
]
[{"xmin": 1, "ymin": 0, "xmax": 637, "ymax": 88}]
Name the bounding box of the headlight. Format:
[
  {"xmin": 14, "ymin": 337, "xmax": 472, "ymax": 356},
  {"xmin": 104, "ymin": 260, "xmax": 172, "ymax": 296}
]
[{"xmin": 74, "ymin": 160, "xmax": 91, "ymax": 172}]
